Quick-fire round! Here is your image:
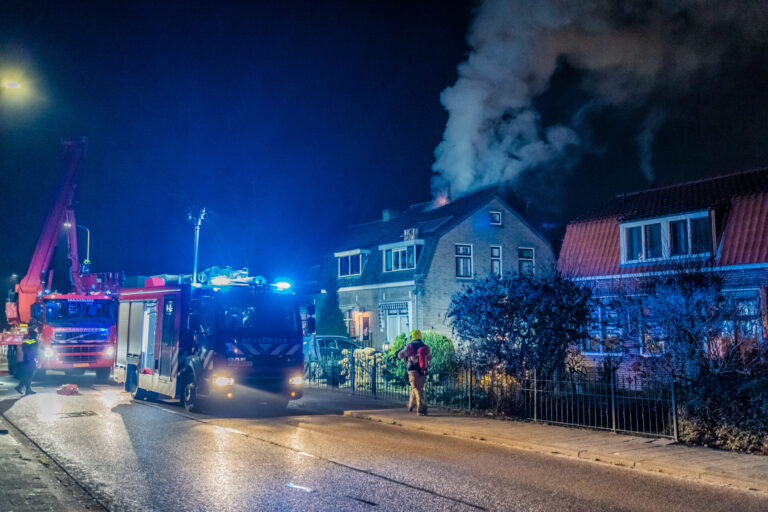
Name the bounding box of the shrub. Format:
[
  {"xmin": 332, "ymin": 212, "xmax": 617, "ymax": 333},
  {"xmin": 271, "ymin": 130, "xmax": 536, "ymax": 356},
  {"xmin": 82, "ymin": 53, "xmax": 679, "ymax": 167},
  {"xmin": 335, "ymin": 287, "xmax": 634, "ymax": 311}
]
[{"xmin": 383, "ymin": 331, "xmax": 458, "ymax": 385}]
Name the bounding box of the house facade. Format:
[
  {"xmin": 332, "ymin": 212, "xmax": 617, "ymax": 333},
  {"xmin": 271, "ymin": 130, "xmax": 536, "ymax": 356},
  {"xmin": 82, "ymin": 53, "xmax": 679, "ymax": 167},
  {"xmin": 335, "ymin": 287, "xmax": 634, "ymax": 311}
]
[
  {"xmin": 322, "ymin": 189, "xmax": 556, "ymax": 349},
  {"xmin": 558, "ymin": 168, "xmax": 768, "ymax": 373}
]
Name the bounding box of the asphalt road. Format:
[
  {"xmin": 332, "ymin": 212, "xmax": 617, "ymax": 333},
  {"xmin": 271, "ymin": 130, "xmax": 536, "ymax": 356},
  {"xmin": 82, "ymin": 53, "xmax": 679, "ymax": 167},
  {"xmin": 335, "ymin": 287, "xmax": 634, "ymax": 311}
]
[{"xmin": 1, "ymin": 374, "xmax": 767, "ymax": 511}]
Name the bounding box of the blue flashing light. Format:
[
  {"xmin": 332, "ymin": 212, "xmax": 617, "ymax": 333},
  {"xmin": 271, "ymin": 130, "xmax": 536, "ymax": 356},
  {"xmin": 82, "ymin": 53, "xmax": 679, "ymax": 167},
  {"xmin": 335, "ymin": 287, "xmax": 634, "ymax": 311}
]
[
  {"xmin": 274, "ymin": 280, "xmax": 292, "ymax": 291},
  {"xmin": 44, "ymin": 289, "xmax": 51, "ymax": 295}
]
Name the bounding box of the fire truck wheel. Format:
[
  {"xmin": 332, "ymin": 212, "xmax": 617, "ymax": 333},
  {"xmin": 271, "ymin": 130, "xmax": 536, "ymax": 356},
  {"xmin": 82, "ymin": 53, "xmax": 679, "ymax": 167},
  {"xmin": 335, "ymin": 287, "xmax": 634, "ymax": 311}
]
[
  {"xmin": 181, "ymin": 376, "xmax": 198, "ymax": 413},
  {"xmin": 127, "ymin": 366, "xmax": 148, "ymax": 400},
  {"xmin": 95, "ymin": 368, "xmax": 112, "ymax": 382},
  {"xmin": 7, "ymin": 347, "xmax": 17, "ymax": 376}
]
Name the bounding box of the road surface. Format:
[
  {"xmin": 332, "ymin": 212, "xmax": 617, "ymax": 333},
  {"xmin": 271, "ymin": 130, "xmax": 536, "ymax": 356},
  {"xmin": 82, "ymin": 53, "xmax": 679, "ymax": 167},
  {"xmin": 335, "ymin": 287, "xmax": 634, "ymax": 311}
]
[{"xmin": 0, "ymin": 374, "xmax": 766, "ymax": 511}]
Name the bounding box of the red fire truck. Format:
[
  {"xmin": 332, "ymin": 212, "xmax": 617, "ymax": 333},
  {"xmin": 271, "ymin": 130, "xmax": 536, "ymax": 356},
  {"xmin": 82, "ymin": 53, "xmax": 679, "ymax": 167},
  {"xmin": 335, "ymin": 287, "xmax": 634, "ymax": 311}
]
[
  {"xmin": 3, "ymin": 138, "xmax": 121, "ymax": 379},
  {"xmin": 113, "ymin": 270, "xmax": 312, "ymax": 411}
]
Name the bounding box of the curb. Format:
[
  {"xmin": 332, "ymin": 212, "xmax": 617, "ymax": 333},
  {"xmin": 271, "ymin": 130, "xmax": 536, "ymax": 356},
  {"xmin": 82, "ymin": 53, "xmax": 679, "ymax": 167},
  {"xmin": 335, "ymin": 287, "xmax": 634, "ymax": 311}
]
[{"xmin": 344, "ymin": 410, "xmax": 768, "ymax": 495}]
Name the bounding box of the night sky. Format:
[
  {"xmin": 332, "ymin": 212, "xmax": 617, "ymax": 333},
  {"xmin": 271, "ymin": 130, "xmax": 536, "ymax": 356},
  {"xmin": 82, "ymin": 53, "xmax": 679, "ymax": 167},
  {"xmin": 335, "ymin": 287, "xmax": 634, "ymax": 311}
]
[
  {"xmin": 0, "ymin": 1, "xmax": 472, "ymax": 286},
  {"xmin": 3, "ymin": 1, "xmax": 768, "ymax": 292}
]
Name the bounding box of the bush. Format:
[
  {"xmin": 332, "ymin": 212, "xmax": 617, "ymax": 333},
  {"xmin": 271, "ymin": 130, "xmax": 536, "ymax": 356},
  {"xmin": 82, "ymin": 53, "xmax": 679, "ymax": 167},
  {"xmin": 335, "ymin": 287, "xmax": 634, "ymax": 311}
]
[
  {"xmin": 679, "ymin": 372, "xmax": 768, "ymax": 455},
  {"xmin": 383, "ymin": 331, "xmax": 458, "ymax": 385}
]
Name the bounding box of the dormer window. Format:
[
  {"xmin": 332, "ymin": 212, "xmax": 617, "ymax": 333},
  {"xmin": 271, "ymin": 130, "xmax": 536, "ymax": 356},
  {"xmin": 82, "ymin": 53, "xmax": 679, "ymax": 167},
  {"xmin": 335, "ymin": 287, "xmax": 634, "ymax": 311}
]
[
  {"xmin": 334, "ymin": 249, "xmax": 365, "ymax": 278},
  {"xmin": 379, "ymin": 239, "xmax": 424, "ymax": 272},
  {"xmin": 621, "ymin": 211, "xmax": 712, "ymax": 264},
  {"xmin": 490, "ymin": 211, "xmax": 502, "ymax": 226}
]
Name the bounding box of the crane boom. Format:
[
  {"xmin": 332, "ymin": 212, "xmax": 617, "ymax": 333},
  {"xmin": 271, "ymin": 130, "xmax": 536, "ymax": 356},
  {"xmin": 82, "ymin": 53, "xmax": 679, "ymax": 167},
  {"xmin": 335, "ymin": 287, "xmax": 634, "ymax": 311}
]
[{"xmin": 9, "ymin": 137, "xmax": 88, "ymax": 325}]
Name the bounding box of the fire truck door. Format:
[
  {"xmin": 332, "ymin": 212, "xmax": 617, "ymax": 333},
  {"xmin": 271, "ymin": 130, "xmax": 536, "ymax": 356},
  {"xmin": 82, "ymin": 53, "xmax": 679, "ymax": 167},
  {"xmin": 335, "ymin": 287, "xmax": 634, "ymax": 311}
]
[
  {"xmin": 158, "ymin": 295, "xmax": 177, "ymax": 379},
  {"xmin": 140, "ymin": 303, "xmax": 157, "ymax": 372}
]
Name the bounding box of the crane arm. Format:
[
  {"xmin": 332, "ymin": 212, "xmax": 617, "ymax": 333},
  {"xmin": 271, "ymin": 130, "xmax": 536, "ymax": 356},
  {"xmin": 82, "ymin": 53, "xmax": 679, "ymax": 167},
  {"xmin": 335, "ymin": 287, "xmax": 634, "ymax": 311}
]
[{"xmin": 12, "ymin": 137, "xmax": 88, "ymax": 325}]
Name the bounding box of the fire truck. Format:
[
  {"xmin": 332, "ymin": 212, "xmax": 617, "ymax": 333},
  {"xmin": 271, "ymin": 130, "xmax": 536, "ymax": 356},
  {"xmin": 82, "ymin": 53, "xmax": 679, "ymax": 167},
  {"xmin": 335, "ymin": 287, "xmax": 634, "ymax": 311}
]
[
  {"xmin": 2, "ymin": 138, "xmax": 122, "ymax": 379},
  {"xmin": 113, "ymin": 270, "xmax": 312, "ymax": 411}
]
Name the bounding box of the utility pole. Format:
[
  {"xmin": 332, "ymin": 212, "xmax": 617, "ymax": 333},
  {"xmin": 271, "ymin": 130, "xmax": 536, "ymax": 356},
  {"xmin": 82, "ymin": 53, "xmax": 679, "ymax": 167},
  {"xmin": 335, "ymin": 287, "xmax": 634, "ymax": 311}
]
[{"xmin": 189, "ymin": 208, "xmax": 206, "ymax": 284}]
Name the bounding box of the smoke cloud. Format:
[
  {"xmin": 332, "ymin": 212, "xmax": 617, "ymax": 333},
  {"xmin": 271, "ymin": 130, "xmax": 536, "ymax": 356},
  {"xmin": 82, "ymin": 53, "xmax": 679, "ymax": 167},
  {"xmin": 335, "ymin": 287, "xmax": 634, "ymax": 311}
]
[{"xmin": 433, "ymin": 0, "xmax": 768, "ymax": 197}]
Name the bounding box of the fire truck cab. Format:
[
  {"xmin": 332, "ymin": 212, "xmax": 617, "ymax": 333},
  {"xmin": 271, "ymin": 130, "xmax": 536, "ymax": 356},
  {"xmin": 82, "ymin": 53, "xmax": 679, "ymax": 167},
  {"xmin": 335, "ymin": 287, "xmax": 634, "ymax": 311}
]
[{"xmin": 114, "ymin": 273, "xmax": 310, "ymax": 411}]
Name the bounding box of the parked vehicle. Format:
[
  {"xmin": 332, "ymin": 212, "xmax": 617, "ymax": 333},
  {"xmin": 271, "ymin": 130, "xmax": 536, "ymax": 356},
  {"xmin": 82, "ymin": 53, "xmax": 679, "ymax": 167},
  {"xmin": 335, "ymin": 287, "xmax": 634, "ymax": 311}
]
[
  {"xmin": 316, "ymin": 335, "xmax": 362, "ymax": 360},
  {"xmin": 113, "ymin": 271, "xmax": 313, "ymax": 412}
]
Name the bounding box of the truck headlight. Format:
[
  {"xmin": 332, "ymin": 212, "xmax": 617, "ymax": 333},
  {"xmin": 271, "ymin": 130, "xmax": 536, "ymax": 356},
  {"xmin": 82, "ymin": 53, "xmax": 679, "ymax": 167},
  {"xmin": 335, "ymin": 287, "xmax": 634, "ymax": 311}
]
[
  {"xmin": 43, "ymin": 347, "xmax": 54, "ymax": 359},
  {"xmin": 288, "ymin": 376, "xmax": 303, "ymax": 386},
  {"xmin": 105, "ymin": 346, "xmax": 115, "ymax": 357},
  {"xmin": 214, "ymin": 376, "xmax": 234, "ymax": 387}
]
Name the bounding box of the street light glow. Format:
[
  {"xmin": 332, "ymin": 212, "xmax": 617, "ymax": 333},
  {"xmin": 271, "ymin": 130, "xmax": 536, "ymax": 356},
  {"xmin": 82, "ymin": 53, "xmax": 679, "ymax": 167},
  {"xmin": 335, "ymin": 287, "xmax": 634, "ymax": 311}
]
[{"xmin": 3, "ymin": 81, "xmax": 20, "ymax": 88}]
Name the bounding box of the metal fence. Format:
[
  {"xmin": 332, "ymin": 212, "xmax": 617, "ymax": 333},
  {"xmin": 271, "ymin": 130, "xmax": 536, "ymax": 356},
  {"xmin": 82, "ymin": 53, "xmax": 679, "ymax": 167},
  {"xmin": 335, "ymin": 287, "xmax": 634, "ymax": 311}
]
[{"xmin": 305, "ymin": 354, "xmax": 678, "ymax": 439}]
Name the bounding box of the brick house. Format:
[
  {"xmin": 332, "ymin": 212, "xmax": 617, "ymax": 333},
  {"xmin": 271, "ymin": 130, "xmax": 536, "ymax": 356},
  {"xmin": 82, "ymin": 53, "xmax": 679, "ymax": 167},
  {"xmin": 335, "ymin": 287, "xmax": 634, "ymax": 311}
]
[
  {"xmin": 558, "ymin": 168, "xmax": 768, "ymax": 373},
  {"xmin": 319, "ymin": 188, "xmax": 555, "ymax": 349}
]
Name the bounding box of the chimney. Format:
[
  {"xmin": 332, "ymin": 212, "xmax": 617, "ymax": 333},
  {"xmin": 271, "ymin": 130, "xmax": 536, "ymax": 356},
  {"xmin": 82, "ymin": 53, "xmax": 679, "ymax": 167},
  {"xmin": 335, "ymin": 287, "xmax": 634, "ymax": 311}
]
[{"xmin": 382, "ymin": 209, "xmax": 398, "ymax": 222}]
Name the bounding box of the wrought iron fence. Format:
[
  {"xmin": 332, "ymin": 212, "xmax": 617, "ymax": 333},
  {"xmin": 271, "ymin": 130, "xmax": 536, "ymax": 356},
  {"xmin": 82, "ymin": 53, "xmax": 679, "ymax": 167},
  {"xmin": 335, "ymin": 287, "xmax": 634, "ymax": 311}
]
[{"xmin": 305, "ymin": 352, "xmax": 678, "ymax": 439}]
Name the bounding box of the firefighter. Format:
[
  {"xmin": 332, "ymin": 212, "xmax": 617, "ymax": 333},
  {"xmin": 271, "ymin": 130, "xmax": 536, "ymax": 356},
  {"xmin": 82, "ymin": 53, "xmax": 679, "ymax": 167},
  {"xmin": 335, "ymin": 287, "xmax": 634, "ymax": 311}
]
[
  {"xmin": 15, "ymin": 329, "xmax": 39, "ymax": 395},
  {"xmin": 398, "ymin": 329, "xmax": 429, "ymax": 415}
]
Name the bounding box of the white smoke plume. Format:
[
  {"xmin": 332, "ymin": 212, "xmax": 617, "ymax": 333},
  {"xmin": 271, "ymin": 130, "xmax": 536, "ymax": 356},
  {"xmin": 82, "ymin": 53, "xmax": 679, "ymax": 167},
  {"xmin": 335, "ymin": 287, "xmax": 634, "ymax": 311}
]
[{"xmin": 433, "ymin": 0, "xmax": 768, "ymax": 198}]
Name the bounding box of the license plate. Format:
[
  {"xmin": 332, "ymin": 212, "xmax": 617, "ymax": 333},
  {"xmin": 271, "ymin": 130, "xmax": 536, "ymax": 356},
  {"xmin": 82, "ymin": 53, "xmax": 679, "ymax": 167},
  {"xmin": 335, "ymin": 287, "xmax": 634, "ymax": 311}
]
[{"xmin": 73, "ymin": 363, "xmax": 90, "ymax": 368}]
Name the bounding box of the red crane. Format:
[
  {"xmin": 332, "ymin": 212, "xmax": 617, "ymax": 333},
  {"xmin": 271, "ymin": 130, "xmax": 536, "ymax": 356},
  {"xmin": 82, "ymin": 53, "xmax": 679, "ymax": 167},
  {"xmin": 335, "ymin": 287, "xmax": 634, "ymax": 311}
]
[{"xmin": 3, "ymin": 138, "xmax": 121, "ymax": 380}]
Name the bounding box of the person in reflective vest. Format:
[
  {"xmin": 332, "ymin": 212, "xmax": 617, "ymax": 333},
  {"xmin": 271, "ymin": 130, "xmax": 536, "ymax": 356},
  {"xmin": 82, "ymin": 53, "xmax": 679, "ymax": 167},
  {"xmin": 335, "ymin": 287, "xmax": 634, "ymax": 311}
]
[
  {"xmin": 15, "ymin": 329, "xmax": 39, "ymax": 395},
  {"xmin": 397, "ymin": 329, "xmax": 430, "ymax": 415}
]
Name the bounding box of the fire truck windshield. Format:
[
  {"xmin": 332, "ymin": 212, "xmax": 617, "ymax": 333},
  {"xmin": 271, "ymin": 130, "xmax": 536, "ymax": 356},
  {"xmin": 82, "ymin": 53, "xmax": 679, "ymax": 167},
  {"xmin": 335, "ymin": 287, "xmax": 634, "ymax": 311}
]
[
  {"xmin": 44, "ymin": 299, "xmax": 116, "ymax": 326},
  {"xmin": 218, "ymin": 301, "xmax": 300, "ymax": 335}
]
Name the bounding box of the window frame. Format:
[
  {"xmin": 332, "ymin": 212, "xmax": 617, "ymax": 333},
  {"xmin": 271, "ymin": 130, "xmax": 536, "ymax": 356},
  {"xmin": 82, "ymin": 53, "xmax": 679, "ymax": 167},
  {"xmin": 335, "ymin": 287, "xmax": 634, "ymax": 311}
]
[
  {"xmin": 620, "ymin": 211, "xmax": 711, "ymax": 265},
  {"xmin": 489, "ymin": 210, "xmax": 502, "ymax": 226},
  {"xmin": 517, "ymin": 247, "xmax": 535, "ymax": 275},
  {"xmin": 455, "ymin": 243, "xmax": 473, "ymax": 279},
  {"xmin": 490, "ymin": 245, "xmax": 502, "ymax": 277},
  {"xmin": 383, "ymin": 245, "xmax": 417, "ymax": 272},
  {"xmin": 336, "ymin": 253, "xmax": 363, "ymax": 278}
]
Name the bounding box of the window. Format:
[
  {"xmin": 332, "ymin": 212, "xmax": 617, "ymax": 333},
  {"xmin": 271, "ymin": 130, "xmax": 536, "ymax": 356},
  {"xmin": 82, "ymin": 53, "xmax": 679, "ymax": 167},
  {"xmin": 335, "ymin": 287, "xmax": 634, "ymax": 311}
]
[
  {"xmin": 491, "ymin": 246, "xmax": 502, "ymax": 277},
  {"xmin": 621, "ymin": 211, "xmax": 712, "ymax": 264},
  {"xmin": 490, "ymin": 211, "xmax": 502, "ymax": 226},
  {"xmin": 338, "ymin": 254, "xmax": 361, "ymax": 277},
  {"xmin": 644, "ymin": 223, "xmax": 662, "ymax": 259},
  {"xmin": 384, "ymin": 245, "xmax": 416, "ymax": 272},
  {"xmin": 669, "ymin": 220, "xmax": 688, "ymax": 257},
  {"xmin": 690, "ymin": 217, "xmax": 712, "ymax": 255},
  {"xmin": 518, "ymin": 248, "xmax": 534, "ymax": 275},
  {"xmin": 584, "ymin": 299, "xmax": 624, "ymax": 355},
  {"xmin": 456, "ymin": 244, "xmax": 473, "ymax": 278}
]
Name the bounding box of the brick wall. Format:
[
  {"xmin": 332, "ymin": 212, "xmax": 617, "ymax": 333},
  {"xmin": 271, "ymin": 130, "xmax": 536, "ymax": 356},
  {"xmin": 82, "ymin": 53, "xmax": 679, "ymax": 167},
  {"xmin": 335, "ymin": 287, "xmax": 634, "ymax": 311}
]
[{"xmin": 419, "ymin": 197, "xmax": 556, "ymax": 340}]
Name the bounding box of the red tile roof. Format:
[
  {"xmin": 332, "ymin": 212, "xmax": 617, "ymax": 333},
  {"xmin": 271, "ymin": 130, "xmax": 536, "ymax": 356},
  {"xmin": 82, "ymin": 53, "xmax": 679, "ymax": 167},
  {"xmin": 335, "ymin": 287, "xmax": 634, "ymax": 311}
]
[
  {"xmin": 582, "ymin": 167, "xmax": 768, "ymax": 221},
  {"xmin": 559, "ymin": 169, "xmax": 768, "ymax": 278}
]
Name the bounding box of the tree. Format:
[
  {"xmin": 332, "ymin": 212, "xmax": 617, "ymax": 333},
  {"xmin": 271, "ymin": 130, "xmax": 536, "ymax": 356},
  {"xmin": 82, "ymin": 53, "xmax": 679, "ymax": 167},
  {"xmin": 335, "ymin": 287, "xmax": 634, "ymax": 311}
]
[
  {"xmin": 447, "ymin": 273, "xmax": 592, "ymax": 379},
  {"xmin": 315, "ymin": 285, "xmax": 347, "ymax": 336},
  {"xmin": 638, "ymin": 270, "xmax": 759, "ymax": 382}
]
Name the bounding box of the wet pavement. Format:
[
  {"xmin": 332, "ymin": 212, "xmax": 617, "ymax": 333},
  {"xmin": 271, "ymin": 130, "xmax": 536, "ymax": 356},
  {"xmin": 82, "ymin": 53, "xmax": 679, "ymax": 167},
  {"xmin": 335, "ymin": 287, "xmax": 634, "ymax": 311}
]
[{"xmin": 1, "ymin": 373, "xmax": 767, "ymax": 511}]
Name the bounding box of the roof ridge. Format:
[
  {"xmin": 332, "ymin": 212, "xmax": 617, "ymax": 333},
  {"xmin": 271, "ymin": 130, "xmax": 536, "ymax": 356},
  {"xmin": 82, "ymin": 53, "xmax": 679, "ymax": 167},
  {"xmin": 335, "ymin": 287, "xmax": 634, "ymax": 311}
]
[{"xmin": 617, "ymin": 167, "xmax": 768, "ymax": 198}]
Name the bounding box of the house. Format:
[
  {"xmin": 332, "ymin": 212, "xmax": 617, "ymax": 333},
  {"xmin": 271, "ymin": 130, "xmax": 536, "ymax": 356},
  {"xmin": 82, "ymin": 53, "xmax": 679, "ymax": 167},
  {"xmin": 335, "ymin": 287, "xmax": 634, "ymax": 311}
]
[
  {"xmin": 320, "ymin": 188, "xmax": 556, "ymax": 349},
  {"xmin": 558, "ymin": 168, "xmax": 768, "ymax": 370}
]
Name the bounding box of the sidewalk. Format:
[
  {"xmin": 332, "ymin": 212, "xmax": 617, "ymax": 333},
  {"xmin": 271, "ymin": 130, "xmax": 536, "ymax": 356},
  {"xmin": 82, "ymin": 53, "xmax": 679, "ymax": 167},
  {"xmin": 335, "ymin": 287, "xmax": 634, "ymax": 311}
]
[
  {"xmin": 0, "ymin": 398, "xmax": 103, "ymax": 511},
  {"xmin": 344, "ymin": 406, "xmax": 768, "ymax": 494}
]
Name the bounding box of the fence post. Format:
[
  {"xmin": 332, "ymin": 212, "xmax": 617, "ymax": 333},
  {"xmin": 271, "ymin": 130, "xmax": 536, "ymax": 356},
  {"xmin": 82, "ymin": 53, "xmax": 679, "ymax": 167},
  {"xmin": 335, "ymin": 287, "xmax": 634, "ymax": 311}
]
[
  {"xmin": 670, "ymin": 377, "xmax": 679, "ymax": 442},
  {"xmin": 467, "ymin": 361, "xmax": 473, "ymax": 411},
  {"xmin": 350, "ymin": 352, "xmax": 355, "ymax": 394},
  {"xmin": 610, "ymin": 369, "xmax": 617, "ymax": 433},
  {"xmin": 371, "ymin": 355, "xmax": 377, "ymax": 397},
  {"xmin": 533, "ymin": 369, "xmax": 538, "ymax": 422}
]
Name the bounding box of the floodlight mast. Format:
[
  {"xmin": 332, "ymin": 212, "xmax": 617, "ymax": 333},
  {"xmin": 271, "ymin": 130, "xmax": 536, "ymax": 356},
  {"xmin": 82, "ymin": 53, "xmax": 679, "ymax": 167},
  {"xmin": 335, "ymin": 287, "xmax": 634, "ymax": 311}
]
[{"xmin": 189, "ymin": 208, "xmax": 207, "ymax": 284}]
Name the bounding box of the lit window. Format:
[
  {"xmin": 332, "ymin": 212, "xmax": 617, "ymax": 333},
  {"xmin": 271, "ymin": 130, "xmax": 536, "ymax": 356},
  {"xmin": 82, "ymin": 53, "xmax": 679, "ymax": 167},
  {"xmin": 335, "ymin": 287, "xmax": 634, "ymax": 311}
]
[
  {"xmin": 338, "ymin": 254, "xmax": 361, "ymax": 277},
  {"xmin": 490, "ymin": 211, "xmax": 502, "ymax": 226},
  {"xmin": 456, "ymin": 244, "xmax": 473, "ymax": 278},
  {"xmin": 384, "ymin": 245, "xmax": 417, "ymax": 272},
  {"xmin": 518, "ymin": 248, "xmax": 534, "ymax": 275},
  {"xmin": 622, "ymin": 212, "xmax": 712, "ymax": 264},
  {"xmin": 491, "ymin": 246, "xmax": 502, "ymax": 277}
]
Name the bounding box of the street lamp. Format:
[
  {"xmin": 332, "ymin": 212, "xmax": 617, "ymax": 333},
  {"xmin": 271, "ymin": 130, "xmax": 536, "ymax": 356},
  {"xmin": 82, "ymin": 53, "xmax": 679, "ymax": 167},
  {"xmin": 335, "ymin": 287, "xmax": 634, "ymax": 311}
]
[
  {"xmin": 63, "ymin": 222, "xmax": 92, "ymax": 267},
  {"xmin": 188, "ymin": 208, "xmax": 207, "ymax": 284}
]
